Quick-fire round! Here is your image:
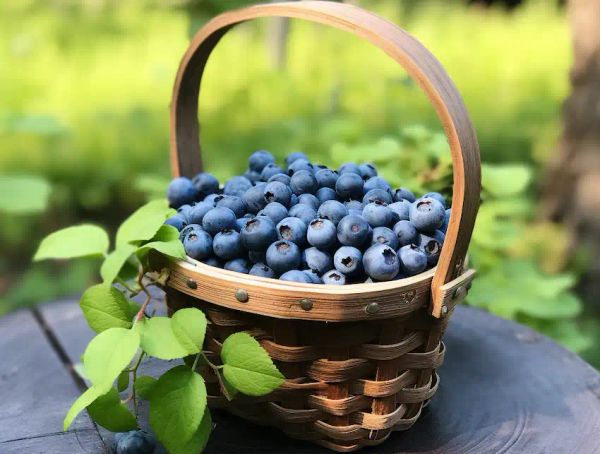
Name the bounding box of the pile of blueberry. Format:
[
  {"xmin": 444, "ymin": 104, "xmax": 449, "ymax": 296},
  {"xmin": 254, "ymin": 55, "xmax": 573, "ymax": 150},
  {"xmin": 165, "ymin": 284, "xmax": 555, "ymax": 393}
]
[{"xmin": 165, "ymin": 151, "xmax": 450, "ymax": 284}]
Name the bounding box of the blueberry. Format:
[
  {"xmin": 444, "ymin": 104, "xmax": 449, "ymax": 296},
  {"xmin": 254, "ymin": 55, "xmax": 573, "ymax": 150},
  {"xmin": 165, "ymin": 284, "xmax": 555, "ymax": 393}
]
[
  {"xmin": 344, "ymin": 200, "xmax": 363, "ymax": 212},
  {"xmin": 236, "ymin": 216, "xmax": 253, "ymax": 231},
  {"xmin": 165, "ymin": 214, "xmax": 187, "ymax": 231},
  {"xmin": 315, "ymin": 168, "xmax": 338, "ymax": 189},
  {"xmin": 249, "ymin": 263, "xmax": 275, "ymax": 278},
  {"xmin": 297, "ymin": 193, "xmax": 320, "ymax": 210},
  {"xmin": 241, "ymin": 217, "xmax": 277, "ymax": 251},
  {"xmin": 335, "ymin": 172, "xmax": 364, "ymax": 200},
  {"xmin": 248, "ymin": 249, "xmax": 266, "ymax": 264},
  {"xmin": 287, "ymin": 158, "xmax": 313, "ymax": 176},
  {"xmin": 280, "ymin": 270, "xmax": 313, "ymax": 283},
  {"xmin": 358, "ymin": 163, "xmax": 377, "ymax": 180},
  {"xmin": 213, "ymin": 229, "xmax": 243, "ymax": 259},
  {"xmin": 183, "ymin": 226, "xmax": 213, "ymax": 260},
  {"xmin": 302, "ymin": 247, "xmax": 333, "ymax": 275},
  {"xmin": 290, "ymin": 193, "xmax": 299, "ymax": 206},
  {"xmin": 363, "ymin": 244, "xmax": 400, "ymax": 281},
  {"xmin": 276, "ymin": 217, "xmax": 307, "ymax": 247},
  {"xmin": 244, "ymin": 169, "xmax": 262, "ymax": 183},
  {"xmin": 266, "ymin": 240, "xmax": 302, "ymax": 275},
  {"xmin": 363, "ymin": 176, "xmax": 392, "ymax": 195},
  {"xmin": 362, "ymin": 202, "xmax": 393, "ymax": 228},
  {"xmin": 316, "ymin": 187, "xmax": 337, "ymax": 204},
  {"xmin": 263, "ymin": 181, "xmax": 292, "ymax": 207},
  {"xmin": 370, "ymin": 226, "xmax": 399, "ymax": 250},
  {"xmin": 441, "ymin": 208, "xmax": 451, "ymax": 233},
  {"xmin": 224, "ymin": 176, "xmax": 252, "ymax": 197},
  {"xmin": 216, "ymin": 195, "xmax": 247, "ymax": 218},
  {"xmin": 285, "ymin": 151, "xmax": 309, "ymax": 167},
  {"xmin": 307, "ymin": 218, "xmax": 337, "ymax": 249},
  {"xmin": 268, "ymin": 173, "xmax": 291, "ymax": 185},
  {"xmin": 204, "ymin": 193, "xmax": 221, "ymax": 206},
  {"xmin": 303, "ymin": 269, "xmax": 323, "ymax": 284},
  {"xmin": 249, "ymin": 150, "xmax": 275, "ymax": 172},
  {"xmin": 202, "ymin": 256, "xmax": 222, "ymax": 268},
  {"xmin": 338, "ymin": 162, "xmax": 361, "ymax": 175},
  {"xmin": 322, "ymin": 269, "xmax": 346, "ymax": 285},
  {"xmin": 393, "ymin": 187, "xmax": 416, "ymax": 203},
  {"xmin": 423, "ymin": 192, "xmax": 447, "ymax": 208},
  {"xmin": 167, "ymin": 177, "xmax": 198, "ymax": 208},
  {"xmin": 187, "ymin": 201, "xmax": 213, "ymax": 225},
  {"xmin": 418, "ymin": 234, "xmax": 443, "ymax": 267},
  {"xmin": 289, "ymin": 204, "xmax": 317, "ymax": 225},
  {"xmin": 363, "ymin": 188, "xmax": 393, "ymax": 205},
  {"xmin": 242, "ymin": 184, "xmax": 267, "ymax": 214},
  {"xmin": 318, "ymin": 200, "xmax": 349, "ymax": 226},
  {"xmin": 290, "ymin": 170, "xmax": 318, "ymax": 195},
  {"xmin": 192, "ymin": 173, "xmax": 220, "ymax": 198},
  {"xmin": 337, "ymin": 214, "xmax": 370, "ymax": 247},
  {"xmin": 224, "ymin": 257, "xmax": 251, "ymax": 274},
  {"xmin": 114, "ymin": 429, "xmax": 156, "ymax": 454},
  {"xmin": 258, "ymin": 202, "xmax": 288, "ymax": 224},
  {"xmin": 179, "ymin": 223, "xmax": 198, "ymax": 241},
  {"xmin": 409, "ymin": 197, "xmax": 445, "ymax": 232},
  {"xmin": 393, "ymin": 220, "xmax": 419, "ymax": 247},
  {"xmin": 176, "ymin": 204, "xmax": 193, "ymax": 220},
  {"xmin": 260, "ymin": 163, "xmax": 285, "ymax": 181},
  {"xmin": 388, "ymin": 200, "xmax": 411, "ymax": 222},
  {"xmin": 334, "ymin": 246, "xmax": 363, "ymax": 276},
  {"xmin": 398, "ymin": 244, "xmax": 427, "ymax": 276},
  {"xmin": 202, "ymin": 207, "xmax": 237, "ymax": 235}
]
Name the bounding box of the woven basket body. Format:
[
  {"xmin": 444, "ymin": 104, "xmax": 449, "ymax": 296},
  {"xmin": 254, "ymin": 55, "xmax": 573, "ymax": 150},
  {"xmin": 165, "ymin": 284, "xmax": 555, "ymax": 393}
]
[{"xmin": 161, "ymin": 1, "xmax": 481, "ymax": 452}]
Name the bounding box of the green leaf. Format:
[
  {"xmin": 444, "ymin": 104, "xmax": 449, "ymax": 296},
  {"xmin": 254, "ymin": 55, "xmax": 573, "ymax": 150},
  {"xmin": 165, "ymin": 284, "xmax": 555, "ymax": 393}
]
[
  {"xmin": 117, "ymin": 371, "xmax": 129, "ymax": 392},
  {"xmin": 171, "ymin": 308, "xmax": 207, "ymax": 355},
  {"xmin": 63, "ymin": 386, "xmax": 103, "ymax": 431},
  {"xmin": 116, "ymin": 200, "xmax": 174, "ymax": 247},
  {"xmin": 149, "ymin": 366, "xmax": 207, "ymax": 451},
  {"xmin": 34, "ymin": 225, "xmax": 109, "ymax": 261},
  {"xmin": 221, "ymin": 332, "xmax": 284, "ymax": 396},
  {"xmin": 80, "ymin": 285, "xmax": 132, "ymax": 333},
  {"xmin": 135, "ymin": 375, "xmax": 158, "ymax": 400},
  {"xmin": 101, "ymin": 244, "xmax": 137, "ymax": 284},
  {"xmin": 169, "ymin": 409, "xmax": 212, "ymax": 454},
  {"xmin": 136, "ymin": 225, "xmax": 185, "ymax": 260},
  {"xmin": 129, "ymin": 301, "xmax": 142, "ymax": 319},
  {"xmin": 87, "ymin": 388, "xmax": 137, "ymax": 432},
  {"xmin": 83, "ymin": 327, "xmax": 140, "ymax": 393},
  {"xmin": 0, "ymin": 175, "xmax": 51, "ymax": 214},
  {"xmin": 482, "ymin": 164, "xmax": 532, "ymax": 197},
  {"xmin": 139, "ymin": 317, "xmax": 190, "ymax": 360}
]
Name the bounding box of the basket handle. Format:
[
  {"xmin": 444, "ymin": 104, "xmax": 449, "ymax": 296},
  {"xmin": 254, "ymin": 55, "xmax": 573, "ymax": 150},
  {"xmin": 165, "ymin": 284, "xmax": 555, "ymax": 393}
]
[{"xmin": 170, "ymin": 1, "xmax": 481, "ymax": 318}]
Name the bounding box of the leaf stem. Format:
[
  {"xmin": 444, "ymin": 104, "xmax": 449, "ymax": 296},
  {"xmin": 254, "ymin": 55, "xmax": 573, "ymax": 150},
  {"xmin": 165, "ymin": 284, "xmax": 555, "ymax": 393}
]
[{"xmin": 130, "ymin": 351, "xmax": 146, "ymax": 420}]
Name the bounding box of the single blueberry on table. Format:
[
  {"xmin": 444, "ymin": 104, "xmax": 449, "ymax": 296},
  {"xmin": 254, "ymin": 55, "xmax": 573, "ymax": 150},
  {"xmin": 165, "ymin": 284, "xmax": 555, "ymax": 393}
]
[
  {"xmin": 287, "ymin": 158, "xmax": 313, "ymax": 176},
  {"xmin": 263, "ymin": 181, "xmax": 292, "ymax": 207},
  {"xmin": 423, "ymin": 191, "xmax": 447, "ymax": 208},
  {"xmin": 268, "ymin": 173, "xmax": 291, "ymax": 185},
  {"xmin": 362, "ymin": 202, "xmax": 394, "ymax": 228},
  {"xmin": 290, "ymin": 169, "xmax": 318, "ymax": 195},
  {"xmin": 167, "ymin": 177, "xmax": 198, "ymax": 208},
  {"xmin": 315, "ymin": 168, "xmax": 338, "ymax": 189},
  {"xmin": 334, "ymin": 246, "xmax": 363, "ymax": 276},
  {"xmin": 266, "ymin": 240, "xmax": 302, "ymax": 275},
  {"xmin": 240, "ymin": 217, "xmax": 277, "ymax": 251},
  {"xmin": 409, "ymin": 197, "xmax": 445, "ymax": 233},
  {"xmin": 363, "ymin": 188, "xmax": 393, "ymax": 205},
  {"xmin": 302, "ymin": 247, "xmax": 333, "ymax": 275},
  {"xmin": 216, "ymin": 195, "xmax": 247, "ymax": 218},
  {"xmin": 276, "ymin": 217, "xmax": 308, "ymax": 247},
  {"xmin": 187, "ymin": 201, "xmax": 213, "ymax": 225},
  {"xmin": 260, "ymin": 163, "xmax": 285, "ymax": 181},
  {"xmin": 164, "ymin": 214, "xmax": 187, "ymax": 231},
  {"xmin": 258, "ymin": 202, "xmax": 288, "ymax": 225},
  {"xmin": 114, "ymin": 429, "xmax": 156, "ymax": 454},
  {"xmin": 285, "ymin": 151, "xmax": 309, "ymax": 167},
  {"xmin": 279, "ymin": 269, "xmax": 313, "ymax": 283},
  {"xmin": 289, "ymin": 204, "xmax": 317, "ymax": 225},
  {"xmin": 337, "ymin": 214, "xmax": 370, "ymax": 247},
  {"xmin": 318, "ymin": 200, "xmax": 349, "ymax": 226},
  {"xmin": 316, "ymin": 187, "xmax": 337, "ymax": 204},
  {"xmin": 322, "ymin": 269, "xmax": 347, "ymax": 285},
  {"xmin": 224, "ymin": 257, "xmax": 251, "ymax": 274},
  {"xmin": 363, "ymin": 243, "xmax": 400, "ymax": 281},
  {"xmin": 192, "ymin": 172, "xmax": 220, "ymax": 199},
  {"xmin": 223, "ymin": 176, "xmax": 252, "ymax": 197},
  {"xmin": 335, "ymin": 172, "xmax": 364, "ymax": 200},
  {"xmin": 183, "ymin": 226, "xmax": 213, "ymax": 260},
  {"xmin": 307, "ymin": 218, "xmax": 338, "ymax": 250},
  {"xmin": 201, "ymin": 206, "xmax": 237, "ymax": 235},
  {"xmin": 248, "ymin": 149, "xmax": 275, "ymax": 172},
  {"xmin": 249, "ymin": 263, "xmax": 275, "ymax": 278},
  {"xmin": 398, "ymin": 244, "xmax": 428, "ymax": 276},
  {"xmin": 297, "ymin": 193, "xmax": 320, "ymax": 210},
  {"xmin": 242, "ymin": 184, "xmax": 267, "ymax": 214},
  {"xmin": 393, "ymin": 220, "xmax": 419, "ymax": 247},
  {"xmin": 363, "ymin": 176, "xmax": 392, "ymax": 195},
  {"xmin": 303, "ymin": 269, "xmax": 323, "ymax": 284},
  {"xmin": 370, "ymin": 226, "xmax": 399, "ymax": 250},
  {"xmin": 213, "ymin": 229, "xmax": 243, "ymax": 260},
  {"xmin": 388, "ymin": 200, "xmax": 411, "ymax": 222},
  {"xmin": 393, "ymin": 187, "xmax": 416, "ymax": 203},
  {"xmin": 337, "ymin": 162, "xmax": 361, "ymax": 175},
  {"xmin": 358, "ymin": 163, "xmax": 378, "ymax": 180}
]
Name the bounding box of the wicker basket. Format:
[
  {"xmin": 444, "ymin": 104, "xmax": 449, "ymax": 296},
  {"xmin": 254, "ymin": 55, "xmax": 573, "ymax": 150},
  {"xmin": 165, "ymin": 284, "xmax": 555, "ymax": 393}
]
[{"xmin": 159, "ymin": 1, "xmax": 481, "ymax": 452}]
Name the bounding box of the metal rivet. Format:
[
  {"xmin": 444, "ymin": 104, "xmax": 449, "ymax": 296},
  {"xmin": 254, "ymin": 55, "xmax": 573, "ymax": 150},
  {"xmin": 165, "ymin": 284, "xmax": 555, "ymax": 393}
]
[
  {"xmin": 235, "ymin": 289, "xmax": 249, "ymax": 303},
  {"xmin": 453, "ymin": 285, "xmax": 465, "ymax": 300},
  {"xmin": 441, "ymin": 305, "xmax": 448, "ymax": 316},
  {"xmin": 186, "ymin": 279, "xmax": 197, "ymax": 290},
  {"xmin": 365, "ymin": 302, "xmax": 380, "ymax": 315},
  {"xmin": 300, "ymin": 298, "xmax": 313, "ymax": 311}
]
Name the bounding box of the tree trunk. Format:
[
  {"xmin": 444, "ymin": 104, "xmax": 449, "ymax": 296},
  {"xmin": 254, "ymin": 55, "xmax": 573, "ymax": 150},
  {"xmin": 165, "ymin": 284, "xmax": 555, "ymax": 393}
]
[{"xmin": 540, "ymin": 0, "xmax": 600, "ymax": 304}]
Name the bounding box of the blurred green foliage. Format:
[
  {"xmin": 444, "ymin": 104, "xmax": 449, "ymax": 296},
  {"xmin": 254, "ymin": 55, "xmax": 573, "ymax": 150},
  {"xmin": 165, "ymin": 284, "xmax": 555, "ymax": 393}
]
[{"xmin": 2, "ymin": 1, "xmax": 595, "ymax": 362}]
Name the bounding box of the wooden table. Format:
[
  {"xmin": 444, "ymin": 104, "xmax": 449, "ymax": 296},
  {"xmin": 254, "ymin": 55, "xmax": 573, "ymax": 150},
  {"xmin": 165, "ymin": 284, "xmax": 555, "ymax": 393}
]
[{"xmin": 1, "ymin": 301, "xmax": 600, "ymax": 453}]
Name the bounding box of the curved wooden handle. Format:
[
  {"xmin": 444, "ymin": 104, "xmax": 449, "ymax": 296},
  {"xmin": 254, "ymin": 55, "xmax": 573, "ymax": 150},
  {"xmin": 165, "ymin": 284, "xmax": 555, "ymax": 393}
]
[{"xmin": 170, "ymin": 1, "xmax": 481, "ymax": 318}]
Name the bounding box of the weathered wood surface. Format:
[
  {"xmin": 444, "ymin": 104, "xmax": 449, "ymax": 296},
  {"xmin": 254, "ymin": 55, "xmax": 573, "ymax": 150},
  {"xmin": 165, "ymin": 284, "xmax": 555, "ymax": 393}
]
[{"xmin": 2, "ymin": 302, "xmax": 600, "ymax": 453}]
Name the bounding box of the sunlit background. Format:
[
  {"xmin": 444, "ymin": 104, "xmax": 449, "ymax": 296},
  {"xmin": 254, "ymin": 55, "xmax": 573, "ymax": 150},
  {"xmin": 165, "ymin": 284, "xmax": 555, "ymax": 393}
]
[{"xmin": 2, "ymin": 1, "xmax": 598, "ymax": 364}]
